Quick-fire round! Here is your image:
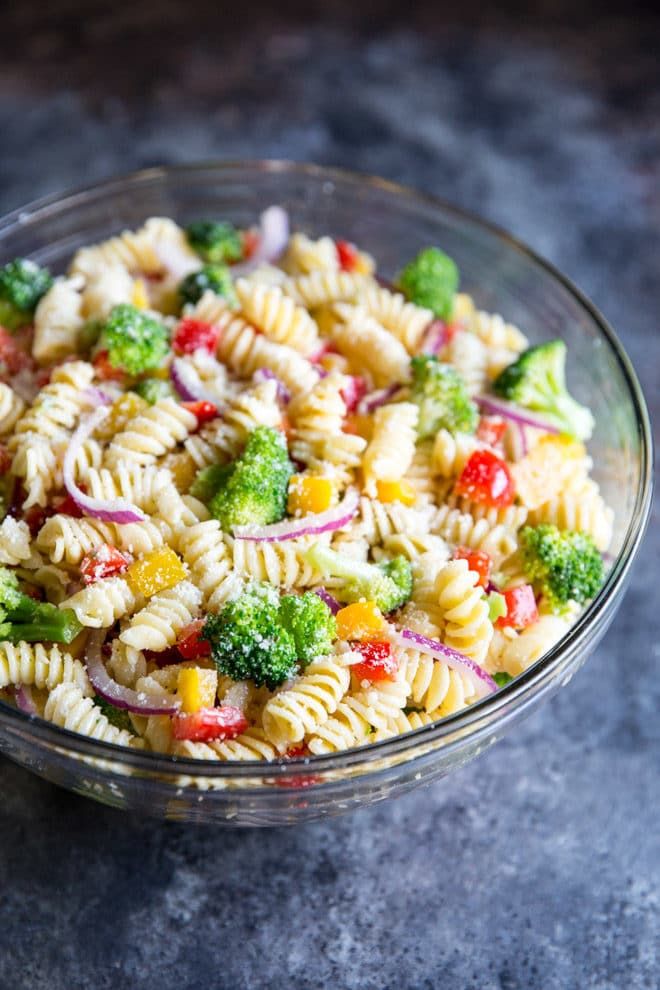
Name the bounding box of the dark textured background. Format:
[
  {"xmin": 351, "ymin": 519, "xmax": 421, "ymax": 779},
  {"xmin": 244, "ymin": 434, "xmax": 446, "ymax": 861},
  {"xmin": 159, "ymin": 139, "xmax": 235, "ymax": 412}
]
[{"xmin": 0, "ymin": 3, "xmax": 658, "ymax": 988}]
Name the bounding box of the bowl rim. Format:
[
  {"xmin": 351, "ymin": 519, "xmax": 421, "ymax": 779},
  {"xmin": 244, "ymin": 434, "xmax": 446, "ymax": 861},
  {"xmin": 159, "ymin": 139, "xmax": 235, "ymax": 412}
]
[{"xmin": 0, "ymin": 159, "xmax": 653, "ymax": 780}]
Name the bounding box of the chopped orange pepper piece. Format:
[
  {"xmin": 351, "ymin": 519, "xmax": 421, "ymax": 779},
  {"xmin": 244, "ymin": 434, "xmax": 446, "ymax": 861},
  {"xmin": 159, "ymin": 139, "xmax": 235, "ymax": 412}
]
[
  {"xmin": 126, "ymin": 547, "xmax": 187, "ymax": 598},
  {"xmin": 336, "ymin": 601, "xmax": 385, "ymax": 641},
  {"xmin": 288, "ymin": 475, "xmax": 334, "ymax": 515},
  {"xmin": 376, "ymin": 479, "xmax": 416, "ymax": 506}
]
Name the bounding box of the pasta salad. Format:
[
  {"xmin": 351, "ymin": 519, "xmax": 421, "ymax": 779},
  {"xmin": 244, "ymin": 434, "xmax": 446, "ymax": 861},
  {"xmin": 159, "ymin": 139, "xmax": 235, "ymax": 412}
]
[{"xmin": 0, "ymin": 209, "xmax": 613, "ymax": 759}]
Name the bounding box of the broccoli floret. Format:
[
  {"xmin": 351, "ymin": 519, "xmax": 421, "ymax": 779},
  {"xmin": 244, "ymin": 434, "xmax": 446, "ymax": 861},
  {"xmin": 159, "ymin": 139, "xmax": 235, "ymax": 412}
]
[
  {"xmin": 189, "ymin": 463, "xmax": 235, "ymax": 503},
  {"xmin": 492, "ymin": 340, "xmax": 594, "ymax": 440},
  {"xmin": 410, "ymin": 355, "xmax": 478, "ymax": 438},
  {"xmin": 131, "ymin": 378, "xmax": 175, "ymax": 405},
  {"xmin": 303, "ymin": 545, "xmax": 412, "ymax": 614},
  {"xmin": 202, "ymin": 583, "xmax": 297, "ymax": 689},
  {"xmin": 0, "ymin": 567, "xmax": 82, "ymax": 644},
  {"xmin": 395, "ymin": 247, "xmax": 459, "ymax": 320},
  {"xmin": 0, "ymin": 258, "xmax": 53, "ymax": 330},
  {"xmin": 279, "ymin": 592, "xmax": 337, "ymax": 666},
  {"xmin": 93, "ymin": 696, "xmax": 133, "ymax": 732},
  {"xmin": 209, "ymin": 426, "xmax": 294, "ymax": 531},
  {"xmin": 99, "ymin": 304, "xmax": 170, "ymax": 375},
  {"xmin": 185, "ymin": 220, "xmax": 243, "ymax": 264},
  {"xmin": 519, "ymin": 523, "xmax": 604, "ymax": 613},
  {"xmin": 179, "ymin": 264, "xmax": 238, "ymax": 307},
  {"xmin": 493, "ymin": 672, "xmax": 513, "ymax": 687}
]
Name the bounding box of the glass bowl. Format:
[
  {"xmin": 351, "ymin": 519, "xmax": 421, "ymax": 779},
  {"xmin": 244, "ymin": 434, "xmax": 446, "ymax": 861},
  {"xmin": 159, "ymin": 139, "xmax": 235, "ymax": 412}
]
[{"xmin": 0, "ymin": 162, "xmax": 652, "ymax": 825}]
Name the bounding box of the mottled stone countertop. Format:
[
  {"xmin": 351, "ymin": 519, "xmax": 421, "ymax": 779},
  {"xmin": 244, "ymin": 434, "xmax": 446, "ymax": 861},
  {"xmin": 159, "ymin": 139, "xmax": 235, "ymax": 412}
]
[{"xmin": 0, "ymin": 3, "xmax": 658, "ymax": 988}]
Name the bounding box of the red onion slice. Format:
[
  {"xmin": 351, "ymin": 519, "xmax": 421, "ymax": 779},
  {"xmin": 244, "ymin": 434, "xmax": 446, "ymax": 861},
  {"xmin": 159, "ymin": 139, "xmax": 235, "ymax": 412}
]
[
  {"xmin": 170, "ymin": 357, "xmax": 223, "ymax": 406},
  {"xmin": 233, "ymin": 488, "xmax": 360, "ymax": 542},
  {"xmin": 390, "ymin": 628, "xmax": 497, "ymax": 698},
  {"xmin": 253, "ymin": 367, "xmax": 291, "ymax": 404},
  {"xmin": 476, "ymin": 395, "xmax": 560, "ymax": 435},
  {"xmin": 313, "ymin": 587, "xmax": 341, "ymax": 614},
  {"xmin": 83, "ymin": 386, "xmax": 114, "ymax": 407},
  {"xmin": 63, "ymin": 409, "xmax": 146, "ymax": 524},
  {"xmin": 15, "ymin": 684, "xmax": 38, "ymax": 715},
  {"xmin": 231, "ymin": 206, "xmax": 290, "ymax": 275},
  {"xmin": 85, "ymin": 630, "xmax": 180, "ymax": 715},
  {"xmin": 420, "ymin": 319, "xmax": 449, "ymax": 355},
  {"xmin": 356, "ymin": 383, "xmax": 401, "ymax": 415}
]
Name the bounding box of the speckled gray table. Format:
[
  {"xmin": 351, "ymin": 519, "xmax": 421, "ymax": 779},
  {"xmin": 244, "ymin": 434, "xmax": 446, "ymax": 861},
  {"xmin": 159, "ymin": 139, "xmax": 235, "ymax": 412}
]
[{"xmin": 0, "ymin": 3, "xmax": 658, "ymax": 988}]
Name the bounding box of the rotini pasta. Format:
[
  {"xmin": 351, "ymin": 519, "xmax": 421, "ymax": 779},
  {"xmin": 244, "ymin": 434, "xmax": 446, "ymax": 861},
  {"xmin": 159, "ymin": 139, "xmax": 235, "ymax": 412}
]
[{"xmin": 0, "ymin": 211, "xmax": 611, "ymax": 761}]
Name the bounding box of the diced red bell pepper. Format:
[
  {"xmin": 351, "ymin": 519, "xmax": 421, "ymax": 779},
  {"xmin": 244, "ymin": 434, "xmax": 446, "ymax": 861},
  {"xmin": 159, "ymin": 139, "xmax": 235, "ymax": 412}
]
[
  {"xmin": 477, "ymin": 416, "xmax": 507, "ymax": 448},
  {"xmin": 176, "ymin": 619, "xmax": 212, "ymax": 660},
  {"xmin": 53, "ymin": 491, "xmax": 85, "ymax": 518},
  {"xmin": 285, "ymin": 743, "xmax": 310, "ymax": 759},
  {"xmin": 182, "ymin": 400, "xmax": 219, "ymax": 426},
  {"xmin": 241, "ymin": 229, "xmax": 260, "ymax": 261},
  {"xmin": 80, "ymin": 544, "xmax": 131, "ymax": 585},
  {"xmin": 172, "ymin": 317, "xmax": 221, "ymax": 355},
  {"xmin": 335, "ymin": 239, "xmax": 359, "ymax": 272},
  {"xmin": 0, "ymin": 327, "xmax": 33, "ymax": 374},
  {"xmin": 340, "ymin": 375, "xmax": 367, "ymax": 413},
  {"xmin": 453, "ymin": 547, "xmax": 492, "ymax": 588},
  {"xmin": 172, "ymin": 705, "xmax": 248, "ymax": 742},
  {"xmin": 352, "ymin": 640, "xmax": 399, "ymax": 682},
  {"xmin": 454, "ymin": 449, "xmax": 515, "ymax": 508},
  {"xmin": 497, "ymin": 584, "xmax": 539, "ymax": 629},
  {"xmin": 93, "ymin": 350, "xmax": 126, "ymax": 382},
  {"xmin": 144, "ymin": 646, "xmax": 182, "ymax": 667}
]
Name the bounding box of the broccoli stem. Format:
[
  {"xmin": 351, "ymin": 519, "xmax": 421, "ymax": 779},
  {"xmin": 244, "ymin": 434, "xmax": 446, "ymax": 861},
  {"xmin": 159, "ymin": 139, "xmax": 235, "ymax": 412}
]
[{"xmin": 0, "ymin": 605, "xmax": 82, "ymax": 644}]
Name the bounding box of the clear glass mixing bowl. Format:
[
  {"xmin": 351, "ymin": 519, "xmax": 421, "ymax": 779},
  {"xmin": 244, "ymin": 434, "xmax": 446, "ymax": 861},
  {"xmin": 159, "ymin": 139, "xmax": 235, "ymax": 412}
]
[{"xmin": 0, "ymin": 163, "xmax": 652, "ymax": 824}]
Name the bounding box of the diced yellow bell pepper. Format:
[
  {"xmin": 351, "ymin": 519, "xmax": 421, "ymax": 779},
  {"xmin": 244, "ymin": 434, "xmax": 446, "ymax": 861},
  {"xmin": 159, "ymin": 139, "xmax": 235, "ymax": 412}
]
[
  {"xmin": 353, "ymin": 252, "xmax": 374, "ymax": 276},
  {"xmin": 96, "ymin": 392, "xmax": 148, "ymax": 440},
  {"xmin": 177, "ymin": 667, "xmax": 218, "ymax": 713},
  {"xmin": 336, "ymin": 601, "xmax": 385, "ymax": 641},
  {"xmin": 376, "ymin": 479, "xmax": 416, "ymax": 506},
  {"xmin": 126, "ymin": 547, "xmax": 187, "ymax": 598},
  {"xmin": 288, "ymin": 475, "xmax": 334, "ymax": 515},
  {"xmin": 131, "ymin": 278, "xmax": 149, "ymax": 310}
]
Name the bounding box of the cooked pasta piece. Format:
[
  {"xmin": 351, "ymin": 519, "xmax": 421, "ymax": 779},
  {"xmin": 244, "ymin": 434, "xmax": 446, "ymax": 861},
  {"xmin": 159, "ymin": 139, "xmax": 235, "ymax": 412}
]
[
  {"xmin": 431, "ymin": 429, "xmax": 481, "ymax": 478},
  {"xmin": 0, "ymin": 518, "xmax": 32, "ymax": 565},
  {"xmin": 32, "ymin": 276, "xmax": 84, "ymax": 365},
  {"xmin": 361, "ymin": 284, "xmax": 433, "ymax": 354},
  {"xmin": 289, "ymin": 371, "xmax": 366, "ymax": 476},
  {"xmin": 0, "ymin": 382, "xmax": 25, "ymax": 435},
  {"xmin": 228, "ymin": 536, "xmax": 325, "ymax": 589},
  {"xmin": 36, "ymin": 515, "xmax": 168, "ymax": 566},
  {"xmin": 178, "ymin": 520, "xmax": 243, "ymax": 612},
  {"xmin": 331, "ymin": 304, "xmax": 410, "ymax": 386},
  {"xmin": 59, "ymin": 576, "xmax": 142, "ymax": 628},
  {"xmin": 235, "ymin": 280, "xmax": 320, "ymax": 356},
  {"xmin": 434, "ymin": 559, "xmax": 494, "ymax": 664},
  {"xmin": 307, "ymin": 671, "xmax": 409, "ymax": 753},
  {"xmin": 262, "ymin": 657, "xmax": 350, "ymax": 749},
  {"xmin": 362, "ymin": 402, "xmax": 418, "ymax": 496},
  {"xmin": 119, "ymin": 581, "xmax": 202, "ymax": 651},
  {"xmin": 527, "ymin": 481, "xmax": 614, "ymax": 552},
  {"xmin": 282, "ymin": 271, "xmax": 371, "ymax": 308},
  {"xmin": 44, "ymin": 681, "xmax": 141, "ymax": 747},
  {"xmin": 0, "ymin": 642, "xmax": 90, "ymax": 694},
  {"xmin": 105, "ymin": 398, "xmax": 198, "ymax": 467}
]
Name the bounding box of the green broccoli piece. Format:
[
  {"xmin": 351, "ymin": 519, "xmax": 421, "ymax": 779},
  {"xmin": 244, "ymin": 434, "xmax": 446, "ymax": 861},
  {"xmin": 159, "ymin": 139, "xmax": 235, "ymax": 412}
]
[
  {"xmin": 519, "ymin": 523, "xmax": 604, "ymax": 613},
  {"xmin": 78, "ymin": 318, "xmax": 105, "ymax": 353},
  {"xmin": 189, "ymin": 463, "xmax": 235, "ymax": 503},
  {"xmin": 487, "ymin": 591, "xmax": 507, "ymax": 623},
  {"xmin": 99, "ymin": 304, "xmax": 170, "ymax": 375},
  {"xmin": 0, "ymin": 258, "xmax": 53, "ymax": 330},
  {"xmin": 492, "ymin": 340, "xmax": 594, "ymax": 441},
  {"xmin": 410, "ymin": 355, "xmax": 478, "ymax": 438},
  {"xmin": 493, "ymin": 672, "xmax": 513, "ymax": 688},
  {"xmin": 395, "ymin": 247, "xmax": 459, "ymax": 320},
  {"xmin": 279, "ymin": 592, "xmax": 337, "ymax": 666},
  {"xmin": 209, "ymin": 426, "xmax": 294, "ymax": 531},
  {"xmin": 93, "ymin": 696, "xmax": 134, "ymax": 732},
  {"xmin": 303, "ymin": 545, "xmax": 412, "ymax": 614},
  {"xmin": 179, "ymin": 263, "xmax": 238, "ymax": 308},
  {"xmin": 0, "ymin": 567, "xmax": 82, "ymax": 644},
  {"xmin": 131, "ymin": 378, "xmax": 175, "ymax": 405},
  {"xmin": 185, "ymin": 220, "xmax": 243, "ymax": 264},
  {"xmin": 202, "ymin": 583, "xmax": 297, "ymax": 689}
]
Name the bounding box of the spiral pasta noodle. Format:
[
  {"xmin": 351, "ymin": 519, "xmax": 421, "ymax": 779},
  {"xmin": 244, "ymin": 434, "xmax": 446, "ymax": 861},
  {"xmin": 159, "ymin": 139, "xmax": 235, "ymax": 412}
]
[
  {"xmin": 361, "ymin": 285, "xmax": 433, "ymax": 354},
  {"xmin": 37, "ymin": 514, "xmax": 168, "ymax": 566},
  {"xmin": 434, "ymin": 559, "xmax": 494, "ymax": 664},
  {"xmin": 119, "ymin": 581, "xmax": 202, "ymax": 651},
  {"xmin": 60, "ymin": 576, "xmax": 142, "ymax": 628},
  {"xmin": 235, "ymin": 279, "xmax": 320, "ymax": 356},
  {"xmin": 0, "ymin": 382, "xmax": 25, "ymax": 436},
  {"xmin": 0, "ymin": 518, "xmax": 32, "ymax": 565},
  {"xmin": 0, "ymin": 642, "xmax": 90, "ymax": 694},
  {"xmin": 178, "ymin": 520, "xmax": 243, "ymax": 612},
  {"xmin": 105, "ymin": 398, "xmax": 198, "ymax": 467},
  {"xmin": 262, "ymin": 657, "xmax": 350, "ymax": 748},
  {"xmin": 282, "ymin": 270, "xmax": 371, "ymax": 308},
  {"xmin": 527, "ymin": 481, "xmax": 613, "ymax": 552},
  {"xmin": 331, "ymin": 304, "xmax": 410, "ymax": 386},
  {"xmin": 362, "ymin": 402, "xmax": 418, "ymax": 495},
  {"xmin": 32, "ymin": 276, "xmax": 85, "ymax": 365},
  {"xmin": 44, "ymin": 682, "xmax": 141, "ymax": 747}
]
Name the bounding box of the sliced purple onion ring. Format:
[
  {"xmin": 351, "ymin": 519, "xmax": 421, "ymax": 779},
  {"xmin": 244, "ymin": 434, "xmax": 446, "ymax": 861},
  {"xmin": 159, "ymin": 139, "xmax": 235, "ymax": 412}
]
[
  {"xmin": 420, "ymin": 319, "xmax": 449, "ymax": 355},
  {"xmin": 63, "ymin": 408, "xmax": 146, "ymax": 524},
  {"xmin": 476, "ymin": 395, "xmax": 560, "ymax": 435},
  {"xmin": 390, "ymin": 628, "xmax": 497, "ymax": 698},
  {"xmin": 253, "ymin": 367, "xmax": 291, "ymax": 404},
  {"xmin": 15, "ymin": 684, "xmax": 38, "ymax": 715},
  {"xmin": 231, "ymin": 206, "xmax": 290, "ymax": 275},
  {"xmin": 84, "ymin": 630, "xmax": 180, "ymax": 715},
  {"xmin": 313, "ymin": 587, "xmax": 341, "ymax": 614},
  {"xmin": 356, "ymin": 383, "xmax": 401, "ymax": 416},
  {"xmin": 170, "ymin": 357, "xmax": 221, "ymax": 407},
  {"xmin": 233, "ymin": 488, "xmax": 360, "ymax": 543}
]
